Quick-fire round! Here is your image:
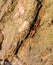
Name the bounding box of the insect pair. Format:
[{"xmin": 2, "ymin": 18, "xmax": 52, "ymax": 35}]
[{"xmin": 30, "ymin": 19, "xmax": 40, "ymax": 37}]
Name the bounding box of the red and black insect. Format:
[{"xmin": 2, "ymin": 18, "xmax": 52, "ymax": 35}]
[{"xmin": 30, "ymin": 19, "xmax": 40, "ymax": 37}]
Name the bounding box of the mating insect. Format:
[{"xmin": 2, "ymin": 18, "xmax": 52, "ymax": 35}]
[{"xmin": 30, "ymin": 19, "xmax": 40, "ymax": 37}]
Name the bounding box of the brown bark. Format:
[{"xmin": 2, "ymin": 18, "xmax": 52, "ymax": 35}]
[
  {"xmin": 0, "ymin": 0, "xmax": 37, "ymax": 62},
  {"xmin": 0, "ymin": 0, "xmax": 53, "ymax": 65}
]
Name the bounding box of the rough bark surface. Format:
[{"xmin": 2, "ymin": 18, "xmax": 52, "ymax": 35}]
[{"xmin": 0, "ymin": 0, "xmax": 53, "ymax": 65}]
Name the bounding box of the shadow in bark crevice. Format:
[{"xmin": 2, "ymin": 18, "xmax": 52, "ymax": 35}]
[
  {"xmin": 14, "ymin": 41, "xmax": 23, "ymax": 55},
  {"xmin": 14, "ymin": 0, "xmax": 42, "ymax": 55},
  {"xmin": 25, "ymin": 1, "xmax": 42, "ymax": 39}
]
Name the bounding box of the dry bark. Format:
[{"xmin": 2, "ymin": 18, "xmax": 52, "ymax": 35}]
[
  {"xmin": 17, "ymin": 0, "xmax": 53, "ymax": 65},
  {"xmin": 0, "ymin": 0, "xmax": 53, "ymax": 65},
  {"xmin": 0, "ymin": 0, "xmax": 12, "ymax": 21},
  {"xmin": 0, "ymin": 0, "xmax": 37, "ymax": 62}
]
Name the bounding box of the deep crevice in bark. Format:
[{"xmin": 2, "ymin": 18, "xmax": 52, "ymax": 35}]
[
  {"xmin": 14, "ymin": 41, "xmax": 23, "ymax": 55},
  {"xmin": 25, "ymin": 0, "xmax": 42, "ymax": 39},
  {"xmin": 14, "ymin": 0, "xmax": 42, "ymax": 57}
]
